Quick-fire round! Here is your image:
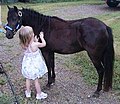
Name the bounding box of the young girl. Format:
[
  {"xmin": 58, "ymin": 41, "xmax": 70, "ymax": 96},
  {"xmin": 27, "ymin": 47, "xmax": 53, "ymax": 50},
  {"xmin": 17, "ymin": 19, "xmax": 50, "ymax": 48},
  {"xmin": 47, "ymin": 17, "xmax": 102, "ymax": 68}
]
[{"xmin": 19, "ymin": 26, "xmax": 48, "ymax": 100}]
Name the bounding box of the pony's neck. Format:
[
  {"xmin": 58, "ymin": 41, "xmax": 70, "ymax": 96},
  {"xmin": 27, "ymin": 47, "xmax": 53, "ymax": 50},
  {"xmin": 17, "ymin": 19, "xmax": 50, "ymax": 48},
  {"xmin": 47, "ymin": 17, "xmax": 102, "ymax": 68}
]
[{"xmin": 22, "ymin": 8, "xmax": 49, "ymax": 35}]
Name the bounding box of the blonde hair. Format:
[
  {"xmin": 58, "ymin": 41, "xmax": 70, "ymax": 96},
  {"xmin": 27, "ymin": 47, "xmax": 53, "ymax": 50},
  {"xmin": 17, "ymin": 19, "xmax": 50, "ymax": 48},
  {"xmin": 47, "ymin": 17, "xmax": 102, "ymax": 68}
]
[{"xmin": 19, "ymin": 26, "xmax": 34, "ymax": 49}]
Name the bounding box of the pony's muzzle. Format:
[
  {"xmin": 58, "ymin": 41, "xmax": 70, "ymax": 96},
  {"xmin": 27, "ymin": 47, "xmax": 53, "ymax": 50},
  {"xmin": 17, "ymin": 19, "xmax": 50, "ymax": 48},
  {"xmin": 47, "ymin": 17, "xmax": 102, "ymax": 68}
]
[{"xmin": 6, "ymin": 30, "xmax": 14, "ymax": 39}]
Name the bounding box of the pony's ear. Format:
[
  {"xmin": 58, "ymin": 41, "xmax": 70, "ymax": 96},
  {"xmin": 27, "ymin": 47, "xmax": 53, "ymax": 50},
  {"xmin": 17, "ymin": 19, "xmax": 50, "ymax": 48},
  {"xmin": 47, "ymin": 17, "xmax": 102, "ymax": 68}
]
[
  {"xmin": 14, "ymin": 6, "xmax": 18, "ymax": 12},
  {"xmin": 7, "ymin": 5, "xmax": 10, "ymax": 10}
]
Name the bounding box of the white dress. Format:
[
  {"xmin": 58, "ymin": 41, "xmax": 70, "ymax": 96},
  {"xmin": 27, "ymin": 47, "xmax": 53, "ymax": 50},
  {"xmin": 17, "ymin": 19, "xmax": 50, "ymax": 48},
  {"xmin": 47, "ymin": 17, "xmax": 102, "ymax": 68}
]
[{"xmin": 21, "ymin": 46, "xmax": 48, "ymax": 80}]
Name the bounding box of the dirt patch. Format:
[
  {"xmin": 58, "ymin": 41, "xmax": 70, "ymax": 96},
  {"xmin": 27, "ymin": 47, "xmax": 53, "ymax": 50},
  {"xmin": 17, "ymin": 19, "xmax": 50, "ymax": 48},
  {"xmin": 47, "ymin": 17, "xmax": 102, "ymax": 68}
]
[{"xmin": 0, "ymin": 4, "xmax": 120, "ymax": 104}]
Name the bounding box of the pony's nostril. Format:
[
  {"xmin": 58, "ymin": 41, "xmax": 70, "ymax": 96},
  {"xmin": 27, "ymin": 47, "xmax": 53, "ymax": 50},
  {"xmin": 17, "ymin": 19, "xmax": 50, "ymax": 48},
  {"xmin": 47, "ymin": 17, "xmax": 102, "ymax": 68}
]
[
  {"xmin": 6, "ymin": 32, "xmax": 13, "ymax": 39},
  {"xmin": 7, "ymin": 33, "xmax": 11, "ymax": 37}
]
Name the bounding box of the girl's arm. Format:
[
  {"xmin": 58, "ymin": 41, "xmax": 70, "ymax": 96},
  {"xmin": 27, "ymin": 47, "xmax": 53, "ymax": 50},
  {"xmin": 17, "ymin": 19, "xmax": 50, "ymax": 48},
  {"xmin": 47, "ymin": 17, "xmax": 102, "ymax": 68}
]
[
  {"xmin": 34, "ymin": 36, "xmax": 39, "ymax": 42},
  {"xmin": 36, "ymin": 32, "xmax": 46, "ymax": 48}
]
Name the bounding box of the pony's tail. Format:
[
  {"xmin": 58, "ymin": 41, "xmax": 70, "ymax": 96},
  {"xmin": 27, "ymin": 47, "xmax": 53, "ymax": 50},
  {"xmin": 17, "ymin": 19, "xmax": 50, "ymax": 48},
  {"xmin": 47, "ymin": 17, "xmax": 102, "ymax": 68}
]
[{"xmin": 103, "ymin": 26, "xmax": 114, "ymax": 91}]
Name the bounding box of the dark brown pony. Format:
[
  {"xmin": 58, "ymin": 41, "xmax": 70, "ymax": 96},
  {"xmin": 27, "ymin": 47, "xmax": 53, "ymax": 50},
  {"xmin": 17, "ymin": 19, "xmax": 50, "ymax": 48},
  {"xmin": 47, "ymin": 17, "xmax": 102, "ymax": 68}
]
[{"xmin": 5, "ymin": 6, "xmax": 114, "ymax": 97}]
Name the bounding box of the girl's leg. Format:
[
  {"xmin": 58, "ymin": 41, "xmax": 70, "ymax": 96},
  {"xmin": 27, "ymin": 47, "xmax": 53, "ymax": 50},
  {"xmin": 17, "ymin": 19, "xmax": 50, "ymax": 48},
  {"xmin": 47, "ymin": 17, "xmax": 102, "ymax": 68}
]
[
  {"xmin": 25, "ymin": 78, "xmax": 31, "ymax": 98},
  {"xmin": 34, "ymin": 78, "xmax": 47, "ymax": 99},
  {"xmin": 26, "ymin": 78, "xmax": 31, "ymax": 92},
  {"xmin": 34, "ymin": 78, "xmax": 41, "ymax": 94}
]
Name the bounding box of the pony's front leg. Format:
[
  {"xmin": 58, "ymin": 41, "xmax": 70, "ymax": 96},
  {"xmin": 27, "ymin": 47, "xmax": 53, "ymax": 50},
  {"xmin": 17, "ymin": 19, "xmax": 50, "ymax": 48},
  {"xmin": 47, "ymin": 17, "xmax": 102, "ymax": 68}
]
[
  {"xmin": 47, "ymin": 66, "xmax": 53, "ymax": 88},
  {"xmin": 42, "ymin": 51, "xmax": 55, "ymax": 88},
  {"xmin": 46, "ymin": 57, "xmax": 53, "ymax": 88},
  {"xmin": 47, "ymin": 52, "xmax": 56, "ymax": 87},
  {"xmin": 50, "ymin": 52, "xmax": 55, "ymax": 84},
  {"xmin": 42, "ymin": 51, "xmax": 53, "ymax": 88}
]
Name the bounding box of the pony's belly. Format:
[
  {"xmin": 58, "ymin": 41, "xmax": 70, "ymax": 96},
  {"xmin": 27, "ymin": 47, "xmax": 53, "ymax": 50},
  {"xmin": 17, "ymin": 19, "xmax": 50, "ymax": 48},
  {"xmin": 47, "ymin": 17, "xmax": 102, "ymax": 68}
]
[{"xmin": 54, "ymin": 47, "xmax": 84, "ymax": 54}]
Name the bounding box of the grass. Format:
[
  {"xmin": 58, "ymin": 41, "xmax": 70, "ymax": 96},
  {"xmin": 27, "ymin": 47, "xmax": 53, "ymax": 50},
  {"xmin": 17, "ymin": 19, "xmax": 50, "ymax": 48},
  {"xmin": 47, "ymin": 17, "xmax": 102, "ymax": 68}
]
[
  {"xmin": 1, "ymin": 0, "xmax": 120, "ymax": 103},
  {"xmin": 0, "ymin": 94, "xmax": 12, "ymax": 104}
]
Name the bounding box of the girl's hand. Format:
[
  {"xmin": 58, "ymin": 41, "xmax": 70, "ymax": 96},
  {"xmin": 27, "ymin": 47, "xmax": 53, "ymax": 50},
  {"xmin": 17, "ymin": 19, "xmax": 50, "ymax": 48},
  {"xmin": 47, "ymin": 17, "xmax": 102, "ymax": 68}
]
[
  {"xmin": 39, "ymin": 32, "xmax": 44, "ymax": 39},
  {"xmin": 37, "ymin": 31, "xmax": 46, "ymax": 47}
]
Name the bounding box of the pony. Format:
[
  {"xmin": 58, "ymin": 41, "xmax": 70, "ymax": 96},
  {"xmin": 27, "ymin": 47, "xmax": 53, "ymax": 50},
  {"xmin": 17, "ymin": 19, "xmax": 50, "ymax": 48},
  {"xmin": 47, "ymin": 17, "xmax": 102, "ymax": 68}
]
[{"xmin": 5, "ymin": 6, "xmax": 114, "ymax": 97}]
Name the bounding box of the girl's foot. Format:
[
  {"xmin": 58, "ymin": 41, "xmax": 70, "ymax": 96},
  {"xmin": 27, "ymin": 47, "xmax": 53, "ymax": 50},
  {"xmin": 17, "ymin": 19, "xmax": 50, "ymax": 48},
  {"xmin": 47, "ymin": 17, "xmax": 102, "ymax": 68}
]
[
  {"xmin": 36, "ymin": 92, "xmax": 47, "ymax": 100},
  {"xmin": 25, "ymin": 90, "xmax": 31, "ymax": 98}
]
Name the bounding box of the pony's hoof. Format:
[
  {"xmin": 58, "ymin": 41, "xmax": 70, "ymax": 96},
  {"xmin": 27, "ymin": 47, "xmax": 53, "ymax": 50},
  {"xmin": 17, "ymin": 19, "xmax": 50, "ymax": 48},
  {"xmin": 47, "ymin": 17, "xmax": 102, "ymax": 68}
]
[
  {"xmin": 52, "ymin": 78, "xmax": 55, "ymax": 83},
  {"xmin": 92, "ymin": 92, "xmax": 100, "ymax": 98},
  {"xmin": 46, "ymin": 81, "xmax": 55, "ymax": 89},
  {"xmin": 51, "ymin": 82, "xmax": 55, "ymax": 86},
  {"xmin": 103, "ymin": 88, "xmax": 109, "ymax": 92},
  {"xmin": 46, "ymin": 83, "xmax": 51, "ymax": 89}
]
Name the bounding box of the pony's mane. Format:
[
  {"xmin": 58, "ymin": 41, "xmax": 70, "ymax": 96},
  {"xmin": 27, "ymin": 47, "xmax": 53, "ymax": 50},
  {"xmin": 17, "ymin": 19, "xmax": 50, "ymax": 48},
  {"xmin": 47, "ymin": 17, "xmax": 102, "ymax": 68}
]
[
  {"xmin": 22, "ymin": 8, "xmax": 45, "ymax": 17},
  {"xmin": 22, "ymin": 8, "xmax": 50, "ymax": 29},
  {"xmin": 22, "ymin": 8, "xmax": 65, "ymax": 22}
]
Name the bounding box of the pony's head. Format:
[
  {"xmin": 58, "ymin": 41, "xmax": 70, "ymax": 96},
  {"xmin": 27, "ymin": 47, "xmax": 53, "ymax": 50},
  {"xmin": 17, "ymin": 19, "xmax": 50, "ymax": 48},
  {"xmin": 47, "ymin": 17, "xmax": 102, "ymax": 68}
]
[{"xmin": 5, "ymin": 6, "xmax": 22, "ymax": 39}]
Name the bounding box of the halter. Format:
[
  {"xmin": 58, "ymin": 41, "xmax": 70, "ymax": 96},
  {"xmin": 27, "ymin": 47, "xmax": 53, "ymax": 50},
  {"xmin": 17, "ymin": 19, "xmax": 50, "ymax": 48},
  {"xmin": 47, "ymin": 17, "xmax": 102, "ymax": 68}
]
[
  {"xmin": 4, "ymin": 11, "xmax": 22, "ymax": 34},
  {"xmin": 4, "ymin": 23, "xmax": 20, "ymax": 31}
]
